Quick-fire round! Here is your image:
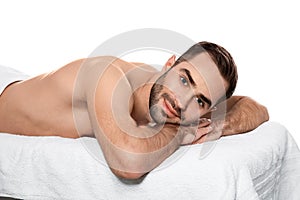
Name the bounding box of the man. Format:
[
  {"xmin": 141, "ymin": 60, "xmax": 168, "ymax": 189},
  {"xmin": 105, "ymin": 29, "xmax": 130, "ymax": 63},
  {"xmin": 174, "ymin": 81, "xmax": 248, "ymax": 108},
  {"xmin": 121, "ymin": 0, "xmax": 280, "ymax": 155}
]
[{"xmin": 0, "ymin": 41, "xmax": 269, "ymax": 179}]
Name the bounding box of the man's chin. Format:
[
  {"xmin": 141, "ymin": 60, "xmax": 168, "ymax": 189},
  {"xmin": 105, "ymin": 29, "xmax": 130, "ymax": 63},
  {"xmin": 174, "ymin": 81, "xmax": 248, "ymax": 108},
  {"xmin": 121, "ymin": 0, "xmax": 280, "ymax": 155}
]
[
  {"xmin": 150, "ymin": 105, "xmax": 166, "ymax": 123},
  {"xmin": 150, "ymin": 115, "xmax": 167, "ymax": 125},
  {"xmin": 149, "ymin": 105, "xmax": 185, "ymax": 125},
  {"xmin": 151, "ymin": 115, "xmax": 181, "ymax": 126}
]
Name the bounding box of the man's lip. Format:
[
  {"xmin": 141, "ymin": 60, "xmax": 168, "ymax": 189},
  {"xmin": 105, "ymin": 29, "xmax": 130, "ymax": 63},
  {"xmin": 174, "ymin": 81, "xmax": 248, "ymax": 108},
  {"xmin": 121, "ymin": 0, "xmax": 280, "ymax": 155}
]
[{"xmin": 163, "ymin": 98, "xmax": 179, "ymax": 117}]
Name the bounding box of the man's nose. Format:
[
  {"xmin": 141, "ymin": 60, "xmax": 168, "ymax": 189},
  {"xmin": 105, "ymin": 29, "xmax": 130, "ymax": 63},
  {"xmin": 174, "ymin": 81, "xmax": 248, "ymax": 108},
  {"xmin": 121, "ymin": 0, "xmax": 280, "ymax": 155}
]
[{"xmin": 176, "ymin": 91, "xmax": 195, "ymax": 111}]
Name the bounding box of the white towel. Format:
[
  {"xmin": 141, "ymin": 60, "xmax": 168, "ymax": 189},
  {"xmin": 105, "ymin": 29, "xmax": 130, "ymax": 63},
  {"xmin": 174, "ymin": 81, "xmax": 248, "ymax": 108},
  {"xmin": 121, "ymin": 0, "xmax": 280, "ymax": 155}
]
[
  {"xmin": 0, "ymin": 121, "xmax": 300, "ymax": 200},
  {"xmin": 0, "ymin": 65, "xmax": 29, "ymax": 95}
]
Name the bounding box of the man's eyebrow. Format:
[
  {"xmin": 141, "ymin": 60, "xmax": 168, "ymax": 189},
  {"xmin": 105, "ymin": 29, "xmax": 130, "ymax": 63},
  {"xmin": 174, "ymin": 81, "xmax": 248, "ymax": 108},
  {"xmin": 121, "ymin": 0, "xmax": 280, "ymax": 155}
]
[
  {"xmin": 180, "ymin": 68, "xmax": 212, "ymax": 107},
  {"xmin": 199, "ymin": 94, "xmax": 212, "ymax": 107},
  {"xmin": 180, "ymin": 69, "xmax": 196, "ymax": 86}
]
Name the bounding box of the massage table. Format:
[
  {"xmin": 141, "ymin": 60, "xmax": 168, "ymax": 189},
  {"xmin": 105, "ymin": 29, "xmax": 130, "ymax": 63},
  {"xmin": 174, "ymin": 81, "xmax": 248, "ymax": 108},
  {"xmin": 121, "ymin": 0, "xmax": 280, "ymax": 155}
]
[{"xmin": 0, "ymin": 121, "xmax": 300, "ymax": 200}]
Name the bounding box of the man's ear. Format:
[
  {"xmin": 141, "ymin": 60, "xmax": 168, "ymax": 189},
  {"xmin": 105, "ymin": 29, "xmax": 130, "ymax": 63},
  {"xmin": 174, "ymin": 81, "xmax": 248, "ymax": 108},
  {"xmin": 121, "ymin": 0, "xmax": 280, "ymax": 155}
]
[{"xmin": 162, "ymin": 55, "xmax": 176, "ymax": 71}]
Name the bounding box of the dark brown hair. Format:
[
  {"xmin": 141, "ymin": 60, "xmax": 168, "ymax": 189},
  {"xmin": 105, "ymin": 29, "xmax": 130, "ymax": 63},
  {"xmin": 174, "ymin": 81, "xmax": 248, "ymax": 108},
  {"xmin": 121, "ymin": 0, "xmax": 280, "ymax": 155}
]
[{"xmin": 174, "ymin": 41, "xmax": 238, "ymax": 102}]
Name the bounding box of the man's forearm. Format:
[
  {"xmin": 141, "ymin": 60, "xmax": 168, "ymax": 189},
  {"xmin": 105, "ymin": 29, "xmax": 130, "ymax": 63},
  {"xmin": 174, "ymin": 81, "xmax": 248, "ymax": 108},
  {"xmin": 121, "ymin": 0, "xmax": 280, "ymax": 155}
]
[
  {"xmin": 107, "ymin": 123, "xmax": 183, "ymax": 179},
  {"xmin": 93, "ymin": 117, "xmax": 197, "ymax": 180},
  {"xmin": 221, "ymin": 96, "xmax": 269, "ymax": 136}
]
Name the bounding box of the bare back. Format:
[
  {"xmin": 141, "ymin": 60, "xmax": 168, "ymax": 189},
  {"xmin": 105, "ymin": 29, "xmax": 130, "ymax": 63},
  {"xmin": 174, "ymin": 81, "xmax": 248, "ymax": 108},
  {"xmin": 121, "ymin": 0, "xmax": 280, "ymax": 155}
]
[
  {"xmin": 0, "ymin": 56, "xmax": 156, "ymax": 138},
  {"xmin": 0, "ymin": 59, "xmax": 82, "ymax": 137}
]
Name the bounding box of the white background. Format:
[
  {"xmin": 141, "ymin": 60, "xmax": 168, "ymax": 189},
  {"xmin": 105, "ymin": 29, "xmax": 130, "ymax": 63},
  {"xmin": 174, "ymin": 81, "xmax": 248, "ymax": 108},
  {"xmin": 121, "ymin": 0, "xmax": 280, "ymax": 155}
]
[{"xmin": 0, "ymin": 0, "xmax": 299, "ymax": 146}]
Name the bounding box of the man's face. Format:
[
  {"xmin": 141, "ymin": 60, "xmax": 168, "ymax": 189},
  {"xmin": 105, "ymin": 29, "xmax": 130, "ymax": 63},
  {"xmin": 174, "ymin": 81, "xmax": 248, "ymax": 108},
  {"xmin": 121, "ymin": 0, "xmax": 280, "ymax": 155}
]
[{"xmin": 149, "ymin": 52, "xmax": 228, "ymax": 125}]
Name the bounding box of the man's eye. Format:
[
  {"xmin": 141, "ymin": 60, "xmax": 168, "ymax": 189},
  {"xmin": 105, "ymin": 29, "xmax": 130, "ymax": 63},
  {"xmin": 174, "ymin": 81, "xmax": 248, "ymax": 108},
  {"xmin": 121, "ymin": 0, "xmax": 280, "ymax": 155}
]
[
  {"xmin": 180, "ymin": 76, "xmax": 188, "ymax": 86},
  {"xmin": 195, "ymin": 97, "xmax": 204, "ymax": 107}
]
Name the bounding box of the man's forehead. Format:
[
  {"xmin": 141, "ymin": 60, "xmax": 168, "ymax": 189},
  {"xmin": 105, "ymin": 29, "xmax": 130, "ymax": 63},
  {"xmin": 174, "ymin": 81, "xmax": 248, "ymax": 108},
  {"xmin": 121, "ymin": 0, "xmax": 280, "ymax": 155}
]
[{"xmin": 184, "ymin": 52, "xmax": 215, "ymax": 69}]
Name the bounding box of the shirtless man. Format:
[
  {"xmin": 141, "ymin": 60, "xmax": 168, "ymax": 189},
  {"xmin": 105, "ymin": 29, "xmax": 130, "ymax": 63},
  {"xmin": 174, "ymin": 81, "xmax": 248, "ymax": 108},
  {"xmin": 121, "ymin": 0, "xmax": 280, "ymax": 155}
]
[{"xmin": 0, "ymin": 41, "xmax": 269, "ymax": 179}]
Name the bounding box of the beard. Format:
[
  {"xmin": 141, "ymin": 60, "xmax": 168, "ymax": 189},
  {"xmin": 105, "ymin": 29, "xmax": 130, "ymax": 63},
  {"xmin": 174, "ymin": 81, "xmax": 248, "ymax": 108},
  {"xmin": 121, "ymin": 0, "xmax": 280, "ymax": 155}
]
[
  {"xmin": 149, "ymin": 71, "xmax": 182, "ymax": 124},
  {"xmin": 149, "ymin": 75, "xmax": 166, "ymax": 124}
]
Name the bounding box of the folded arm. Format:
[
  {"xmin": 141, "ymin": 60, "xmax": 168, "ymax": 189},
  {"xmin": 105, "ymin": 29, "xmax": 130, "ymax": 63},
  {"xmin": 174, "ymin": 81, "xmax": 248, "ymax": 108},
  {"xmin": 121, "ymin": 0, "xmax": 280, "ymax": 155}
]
[
  {"xmin": 220, "ymin": 96, "xmax": 269, "ymax": 136},
  {"xmin": 80, "ymin": 57, "xmax": 201, "ymax": 180},
  {"xmin": 194, "ymin": 96, "xmax": 269, "ymax": 143}
]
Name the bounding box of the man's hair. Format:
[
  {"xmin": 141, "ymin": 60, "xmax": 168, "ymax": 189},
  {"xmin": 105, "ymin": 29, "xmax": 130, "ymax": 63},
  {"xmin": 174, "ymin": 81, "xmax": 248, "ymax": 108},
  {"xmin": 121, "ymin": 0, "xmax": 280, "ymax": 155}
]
[{"xmin": 173, "ymin": 41, "xmax": 238, "ymax": 101}]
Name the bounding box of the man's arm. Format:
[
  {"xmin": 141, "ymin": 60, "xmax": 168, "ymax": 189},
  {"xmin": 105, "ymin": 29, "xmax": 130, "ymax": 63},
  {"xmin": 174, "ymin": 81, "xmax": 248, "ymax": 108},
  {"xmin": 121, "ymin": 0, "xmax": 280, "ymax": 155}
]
[
  {"xmin": 194, "ymin": 96, "xmax": 269, "ymax": 143},
  {"xmin": 79, "ymin": 57, "xmax": 202, "ymax": 180},
  {"xmin": 220, "ymin": 96, "xmax": 269, "ymax": 136}
]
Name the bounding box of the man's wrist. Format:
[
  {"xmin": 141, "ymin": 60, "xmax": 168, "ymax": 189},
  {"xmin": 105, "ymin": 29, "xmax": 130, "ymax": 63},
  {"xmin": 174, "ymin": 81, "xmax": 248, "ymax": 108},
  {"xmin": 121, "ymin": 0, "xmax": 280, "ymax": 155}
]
[{"xmin": 209, "ymin": 117, "xmax": 229, "ymax": 137}]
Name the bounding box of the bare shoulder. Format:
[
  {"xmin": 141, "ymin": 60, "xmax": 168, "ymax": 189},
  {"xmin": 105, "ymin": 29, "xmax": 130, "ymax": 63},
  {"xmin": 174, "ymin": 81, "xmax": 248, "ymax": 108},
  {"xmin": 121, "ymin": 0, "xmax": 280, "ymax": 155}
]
[
  {"xmin": 70, "ymin": 56, "xmax": 132, "ymax": 99},
  {"xmin": 84, "ymin": 57, "xmax": 136, "ymax": 126},
  {"xmin": 48, "ymin": 56, "xmax": 155, "ymax": 104}
]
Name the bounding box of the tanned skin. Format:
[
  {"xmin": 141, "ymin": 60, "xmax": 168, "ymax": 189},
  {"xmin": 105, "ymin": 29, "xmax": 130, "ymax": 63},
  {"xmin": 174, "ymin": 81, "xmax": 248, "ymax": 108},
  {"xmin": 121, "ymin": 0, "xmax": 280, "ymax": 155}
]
[{"xmin": 0, "ymin": 54, "xmax": 269, "ymax": 179}]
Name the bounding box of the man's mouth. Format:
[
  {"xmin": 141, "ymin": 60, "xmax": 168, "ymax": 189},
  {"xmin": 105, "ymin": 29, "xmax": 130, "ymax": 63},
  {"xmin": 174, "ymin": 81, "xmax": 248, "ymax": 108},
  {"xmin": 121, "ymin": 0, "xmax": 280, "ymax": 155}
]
[{"xmin": 163, "ymin": 98, "xmax": 179, "ymax": 118}]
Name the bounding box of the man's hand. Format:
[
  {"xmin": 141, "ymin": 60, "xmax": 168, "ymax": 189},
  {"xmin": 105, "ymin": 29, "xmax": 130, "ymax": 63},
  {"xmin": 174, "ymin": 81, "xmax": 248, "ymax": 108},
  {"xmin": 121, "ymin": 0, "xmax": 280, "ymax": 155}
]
[
  {"xmin": 192, "ymin": 119, "xmax": 224, "ymax": 144},
  {"xmin": 192, "ymin": 96, "xmax": 269, "ymax": 144},
  {"xmin": 180, "ymin": 118, "xmax": 213, "ymax": 145}
]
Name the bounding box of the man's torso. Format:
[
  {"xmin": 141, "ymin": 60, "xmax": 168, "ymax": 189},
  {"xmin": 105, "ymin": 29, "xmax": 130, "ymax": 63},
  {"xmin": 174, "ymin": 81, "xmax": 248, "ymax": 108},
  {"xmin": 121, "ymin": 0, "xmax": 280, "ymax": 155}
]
[{"xmin": 0, "ymin": 57, "xmax": 156, "ymax": 138}]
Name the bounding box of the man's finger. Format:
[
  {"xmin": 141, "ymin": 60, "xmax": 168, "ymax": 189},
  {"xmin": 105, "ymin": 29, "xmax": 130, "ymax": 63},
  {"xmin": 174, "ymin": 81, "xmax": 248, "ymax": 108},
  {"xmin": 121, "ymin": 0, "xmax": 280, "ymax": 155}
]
[
  {"xmin": 193, "ymin": 129, "xmax": 223, "ymax": 144},
  {"xmin": 197, "ymin": 125, "xmax": 212, "ymax": 135},
  {"xmin": 192, "ymin": 134, "xmax": 207, "ymax": 144},
  {"xmin": 192, "ymin": 125, "xmax": 212, "ymax": 142},
  {"xmin": 198, "ymin": 118, "xmax": 211, "ymax": 128}
]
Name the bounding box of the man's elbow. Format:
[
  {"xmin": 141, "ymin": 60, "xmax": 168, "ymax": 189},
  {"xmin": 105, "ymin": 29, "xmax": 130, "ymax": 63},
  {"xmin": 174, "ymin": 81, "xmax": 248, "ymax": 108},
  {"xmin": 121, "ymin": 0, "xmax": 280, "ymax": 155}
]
[
  {"xmin": 261, "ymin": 104, "xmax": 270, "ymax": 122},
  {"xmin": 243, "ymin": 96, "xmax": 270, "ymax": 122},
  {"xmin": 110, "ymin": 168, "xmax": 147, "ymax": 180}
]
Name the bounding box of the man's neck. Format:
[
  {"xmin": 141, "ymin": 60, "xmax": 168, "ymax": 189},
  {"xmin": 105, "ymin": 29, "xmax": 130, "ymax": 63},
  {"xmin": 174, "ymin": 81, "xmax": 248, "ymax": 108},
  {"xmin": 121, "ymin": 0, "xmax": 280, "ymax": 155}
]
[{"xmin": 130, "ymin": 72, "xmax": 162, "ymax": 126}]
